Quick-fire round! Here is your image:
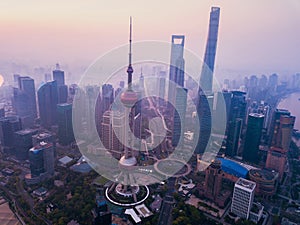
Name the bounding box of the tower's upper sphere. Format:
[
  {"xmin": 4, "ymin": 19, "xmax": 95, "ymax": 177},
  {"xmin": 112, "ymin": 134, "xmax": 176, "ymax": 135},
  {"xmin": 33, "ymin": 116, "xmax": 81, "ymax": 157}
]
[{"xmin": 120, "ymin": 89, "xmax": 138, "ymax": 107}]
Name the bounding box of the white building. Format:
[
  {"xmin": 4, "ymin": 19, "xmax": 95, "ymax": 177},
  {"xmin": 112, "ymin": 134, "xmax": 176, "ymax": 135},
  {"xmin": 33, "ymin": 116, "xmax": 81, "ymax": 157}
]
[{"xmin": 231, "ymin": 178, "xmax": 256, "ymax": 219}]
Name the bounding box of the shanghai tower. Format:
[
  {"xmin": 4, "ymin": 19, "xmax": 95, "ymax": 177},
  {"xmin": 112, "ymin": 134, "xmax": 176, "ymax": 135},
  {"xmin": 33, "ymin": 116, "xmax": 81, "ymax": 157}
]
[
  {"xmin": 200, "ymin": 7, "xmax": 220, "ymax": 94},
  {"xmin": 197, "ymin": 7, "xmax": 220, "ymax": 154}
]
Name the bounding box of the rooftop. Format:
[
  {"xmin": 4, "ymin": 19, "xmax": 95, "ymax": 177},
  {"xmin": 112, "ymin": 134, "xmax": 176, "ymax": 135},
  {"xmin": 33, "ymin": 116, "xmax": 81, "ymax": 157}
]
[
  {"xmin": 15, "ymin": 129, "xmax": 37, "ymax": 136},
  {"xmin": 217, "ymin": 157, "xmax": 249, "ymax": 178},
  {"xmin": 249, "ymin": 169, "xmax": 278, "ymax": 181},
  {"xmin": 249, "ymin": 113, "xmax": 264, "ymax": 118},
  {"xmin": 135, "ymin": 204, "xmax": 153, "ymax": 218},
  {"xmin": 236, "ymin": 178, "xmax": 256, "ymax": 191},
  {"xmin": 59, "ymin": 156, "xmax": 73, "ymax": 165},
  {"xmin": 30, "ymin": 141, "xmax": 53, "ymax": 151},
  {"xmin": 125, "ymin": 208, "xmax": 141, "ymax": 223}
]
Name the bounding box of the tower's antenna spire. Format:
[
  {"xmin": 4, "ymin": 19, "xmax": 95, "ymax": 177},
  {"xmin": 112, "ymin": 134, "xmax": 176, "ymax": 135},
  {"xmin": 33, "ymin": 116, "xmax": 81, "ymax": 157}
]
[
  {"xmin": 127, "ymin": 16, "xmax": 134, "ymax": 89},
  {"xmin": 129, "ymin": 16, "xmax": 132, "ymax": 66}
]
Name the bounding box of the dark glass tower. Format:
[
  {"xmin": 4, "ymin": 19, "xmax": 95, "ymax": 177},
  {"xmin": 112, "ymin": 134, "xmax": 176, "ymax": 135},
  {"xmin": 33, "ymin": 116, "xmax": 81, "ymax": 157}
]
[
  {"xmin": 168, "ymin": 35, "xmax": 185, "ymax": 106},
  {"xmin": 37, "ymin": 80, "xmax": 58, "ymax": 129},
  {"xmin": 57, "ymin": 103, "xmax": 74, "ymax": 146},
  {"xmin": 172, "ymin": 87, "xmax": 187, "ymax": 147},
  {"xmin": 13, "ymin": 76, "xmax": 37, "ymax": 127},
  {"xmin": 29, "ymin": 142, "xmax": 55, "ymax": 177},
  {"xmin": 14, "ymin": 129, "xmax": 38, "ymax": 160},
  {"xmin": 53, "ymin": 63, "xmax": 68, "ymax": 103},
  {"xmin": 225, "ymin": 91, "xmax": 247, "ymax": 156},
  {"xmin": 0, "ymin": 116, "xmax": 22, "ymax": 150},
  {"xmin": 242, "ymin": 113, "xmax": 264, "ymax": 164},
  {"xmin": 53, "ymin": 63, "xmax": 65, "ymax": 86}
]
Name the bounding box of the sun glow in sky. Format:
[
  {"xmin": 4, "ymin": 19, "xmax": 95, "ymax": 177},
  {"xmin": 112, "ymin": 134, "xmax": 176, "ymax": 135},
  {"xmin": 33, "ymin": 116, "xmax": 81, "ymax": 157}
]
[{"xmin": 0, "ymin": 0, "xmax": 300, "ymax": 79}]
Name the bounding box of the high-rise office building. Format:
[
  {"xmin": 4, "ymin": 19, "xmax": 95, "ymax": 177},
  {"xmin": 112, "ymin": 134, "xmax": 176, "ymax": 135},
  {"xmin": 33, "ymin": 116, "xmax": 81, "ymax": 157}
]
[
  {"xmin": 268, "ymin": 73, "xmax": 278, "ymax": 93},
  {"xmin": 228, "ymin": 91, "xmax": 247, "ymax": 124},
  {"xmin": 37, "ymin": 80, "xmax": 58, "ymax": 129},
  {"xmin": 0, "ymin": 104, "xmax": 5, "ymax": 118},
  {"xmin": 101, "ymin": 84, "xmax": 114, "ymax": 114},
  {"xmin": 57, "ymin": 103, "xmax": 74, "ymax": 146},
  {"xmin": 13, "ymin": 76, "xmax": 37, "ymax": 127},
  {"xmin": 32, "ymin": 132, "xmax": 55, "ymax": 146},
  {"xmin": 269, "ymin": 109, "xmax": 292, "ymax": 146},
  {"xmin": 243, "ymin": 113, "xmax": 264, "ymax": 164},
  {"xmin": 226, "ymin": 118, "xmax": 242, "ymax": 157},
  {"xmin": 53, "ymin": 64, "xmax": 68, "ymax": 103},
  {"xmin": 32, "ymin": 131, "xmax": 56, "ymax": 157},
  {"xmin": 29, "ymin": 141, "xmax": 54, "ymax": 177},
  {"xmin": 158, "ymin": 71, "xmax": 166, "ymax": 103},
  {"xmin": 101, "ymin": 110, "xmax": 111, "ymax": 150},
  {"xmin": 271, "ymin": 114, "xmax": 295, "ymax": 150},
  {"xmin": 247, "ymin": 75, "xmax": 258, "ymax": 100},
  {"xmin": 101, "ymin": 110, "xmax": 125, "ymax": 159},
  {"xmin": 0, "ymin": 116, "xmax": 22, "ymax": 150},
  {"xmin": 231, "ymin": 178, "xmax": 256, "ymax": 219},
  {"xmin": 168, "ymin": 35, "xmax": 185, "ymax": 106},
  {"xmin": 225, "ymin": 91, "xmax": 246, "ymax": 157},
  {"xmin": 196, "ymin": 94, "xmax": 213, "ymax": 153},
  {"xmin": 199, "ymin": 7, "xmax": 220, "ymax": 93},
  {"xmin": 204, "ymin": 160, "xmax": 223, "ymax": 201},
  {"xmin": 58, "ymin": 85, "xmax": 68, "ymax": 103},
  {"xmin": 196, "ymin": 7, "xmax": 220, "ymax": 154},
  {"xmin": 13, "ymin": 88, "xmax": 30, "ymax": 125},
  {"xmin": 53, "ymin": 63, "xmax": 65, "ymax": 86},
  {"xmin": 14, "ymin": 129, "xmax": 38, "ymax": 160},
  {"xmin": 243, "ymin": 113, "xmax": 264, "ymax": 163},
  {"xmin": 172, "ymin": 87, "xmax": 187, "ymax": 147},
  {"xmin": 266, "ymin": 114, "xmax": 295, "ymax": 181}
]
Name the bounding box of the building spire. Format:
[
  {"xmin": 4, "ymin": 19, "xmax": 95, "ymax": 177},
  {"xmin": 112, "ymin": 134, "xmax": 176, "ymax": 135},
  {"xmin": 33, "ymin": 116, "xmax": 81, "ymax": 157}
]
[
  {"xmin": 127, "ymin": 16, "xmax": 134, "ymax": 89},
  {"xmin": 129, "ymin": 16, "xmax": 132, "ymax": 65}
]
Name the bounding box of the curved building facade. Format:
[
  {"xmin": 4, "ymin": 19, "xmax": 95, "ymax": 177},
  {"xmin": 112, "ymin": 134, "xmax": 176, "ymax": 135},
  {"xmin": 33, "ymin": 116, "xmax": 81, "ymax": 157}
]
[{"xmin": 249, "ymin": 169, "xmax": 278, "ymax": 197}]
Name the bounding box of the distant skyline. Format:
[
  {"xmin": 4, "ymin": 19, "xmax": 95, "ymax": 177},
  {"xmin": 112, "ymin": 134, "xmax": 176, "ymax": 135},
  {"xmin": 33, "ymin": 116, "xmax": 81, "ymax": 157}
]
[{"xmin": 1, "ymin": 0, "xmax": 300, "ymax": 83}]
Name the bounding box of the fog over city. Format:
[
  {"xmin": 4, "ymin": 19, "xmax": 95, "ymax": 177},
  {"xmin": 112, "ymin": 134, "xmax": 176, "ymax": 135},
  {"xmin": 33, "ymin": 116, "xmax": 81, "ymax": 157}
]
[{"xmin": 0, "ymin": 1, "xmax": 300, "ymax": 225}]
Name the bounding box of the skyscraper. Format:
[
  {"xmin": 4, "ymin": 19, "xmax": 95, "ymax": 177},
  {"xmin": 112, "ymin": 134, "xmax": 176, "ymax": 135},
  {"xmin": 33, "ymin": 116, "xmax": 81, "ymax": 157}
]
[
  {"xmin": 196, "ymin": 94, "xmax": 213, "ymax": 153},
  {"xmin": 53, "ymin": 64, "xmax": 68, "ymax": 103},
  {"xmin": 57, "ymin": 103, "xmax": 74, "ymax": 146},
  {"xmin": 226, "ymin": 118, "xmax": 242, "ymax": 157},
  {"xmin": 168, "ymin": 35, "xmax": 185, "ymax": 106},
  {"xmin": 268, "ymin": 109, "xmax": 291, "ymax": 146},
  {"xmin": 203, "ymin": 160, "xmax": 223, "ymax": 202},
  {"xmin": 14, "ymin": 129, "xmax": 38, "ymax": 160},
  {"xmin": 172, "ymin": 87, "xmax": 187, "ymax": 147},
  {"xmin": 200, "ymin": 7, "xmax": 220, "ymax": 93},
  {"xmin": 13, "ymin": 76, "xmax": 37, "ymax": 127},
  {"xmin": 37, "ymin": 80, "xmax": 58, "ymax": 129},
  {"xmin": 226, "ymin": 91, "xmax": 247, "ymax": 156},
  {"xmin": 101, "ymin": 110, "xmax": 125, "ymax": 159},
  {"xmin": 101, "ymin": 84, "xmax": 114, "ymax": 114},
  {"xmin": 231, "ymin": 178, "xmax": 256, "ymax": 219},
  {"xmin": 196, "ymin": 7, "xmax": 220, "ymax": 154},
  {"xmin": 266, "ymin": 114, "xmax": 295, "ymax": 181},
  {"xmin": 53, "ymin": 63, "xmax": 65, "ymax": 86},
  {"xmin": 0, "ymin": 116, "xmax": 22, "ymax": 151},
  {"xmin": 242, "ymin": 113, "xmax": 264, "ymax": 164},
  {"xmin": 29, "ymin": 141, "xmax": 55, "ymax": 177},
  {"xmin": 158, "ymin": 71, "xmax": 166, "ymax": 103}
]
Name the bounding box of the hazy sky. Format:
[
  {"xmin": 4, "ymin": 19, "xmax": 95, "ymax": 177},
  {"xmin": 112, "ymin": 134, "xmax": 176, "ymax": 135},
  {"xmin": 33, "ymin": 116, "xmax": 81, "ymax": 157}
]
[{"xmin": 1, "ymin": 0, "xmax": 300, "ymax": 80}]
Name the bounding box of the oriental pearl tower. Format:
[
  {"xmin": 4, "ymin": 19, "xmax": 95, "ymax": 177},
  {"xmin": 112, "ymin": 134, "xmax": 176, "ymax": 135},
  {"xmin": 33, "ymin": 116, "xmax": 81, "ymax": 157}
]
[{"xmin": 105, "ymin": 17, "xmax": 149, "ymax": 207}]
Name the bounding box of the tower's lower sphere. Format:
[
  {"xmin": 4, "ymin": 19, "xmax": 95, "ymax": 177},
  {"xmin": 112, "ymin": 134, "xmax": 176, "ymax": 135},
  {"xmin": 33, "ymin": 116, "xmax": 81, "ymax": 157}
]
[{"xmin": 120, "ymin": 90, "xmax": 138, "ymax": 107}]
